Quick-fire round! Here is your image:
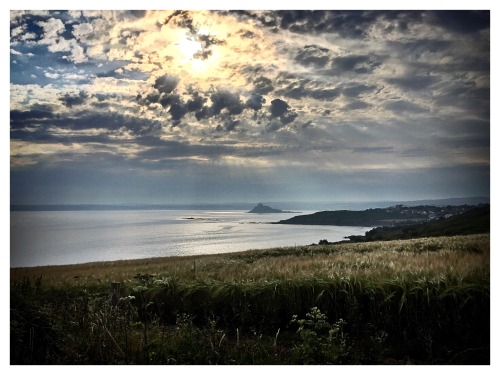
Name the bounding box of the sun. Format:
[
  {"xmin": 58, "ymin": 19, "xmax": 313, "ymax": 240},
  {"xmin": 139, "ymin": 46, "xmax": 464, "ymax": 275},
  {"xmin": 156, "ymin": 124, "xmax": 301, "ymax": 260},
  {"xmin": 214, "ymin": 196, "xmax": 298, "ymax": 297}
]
[
  {"xmin": 174, "ymin": 33, "xmax": 220, "ymax": 75},
  {"xmin": 177, "ymin": 37, "xmax": 201, "ymax": 62}
]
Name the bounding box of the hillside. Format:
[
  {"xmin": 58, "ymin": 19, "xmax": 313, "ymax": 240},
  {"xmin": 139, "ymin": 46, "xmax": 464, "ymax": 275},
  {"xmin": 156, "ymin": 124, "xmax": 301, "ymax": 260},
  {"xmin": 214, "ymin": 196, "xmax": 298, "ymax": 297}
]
[
  {"xmin": 346, "ymin": 205, "xmax": 490, "ymax": 242},
  {"xmin": 277, "ymin": 204, "xmax": 478, "ymax": 226}
]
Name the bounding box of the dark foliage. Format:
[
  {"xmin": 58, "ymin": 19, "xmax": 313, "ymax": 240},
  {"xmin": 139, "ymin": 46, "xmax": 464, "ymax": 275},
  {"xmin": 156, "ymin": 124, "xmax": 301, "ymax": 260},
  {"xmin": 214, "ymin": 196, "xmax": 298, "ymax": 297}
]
[{"xmin": 11, "ymin": 270, "xmax": 489, "ymax": 364}]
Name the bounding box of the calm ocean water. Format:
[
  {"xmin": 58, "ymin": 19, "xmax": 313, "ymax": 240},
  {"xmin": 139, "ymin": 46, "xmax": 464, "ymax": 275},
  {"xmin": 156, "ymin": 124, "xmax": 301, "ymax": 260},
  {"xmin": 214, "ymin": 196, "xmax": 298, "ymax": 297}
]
[{"xmin": 10, "ymin": 210, "xmax": 372, "ymax": 267}]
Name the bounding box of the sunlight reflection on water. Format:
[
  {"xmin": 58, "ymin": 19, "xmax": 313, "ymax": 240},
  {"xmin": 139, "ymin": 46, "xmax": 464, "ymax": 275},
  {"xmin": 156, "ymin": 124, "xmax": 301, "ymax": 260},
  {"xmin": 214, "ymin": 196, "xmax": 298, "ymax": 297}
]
[{"xmin": 10, "ymin": 210, "xmax": 372, "ymax": 267}]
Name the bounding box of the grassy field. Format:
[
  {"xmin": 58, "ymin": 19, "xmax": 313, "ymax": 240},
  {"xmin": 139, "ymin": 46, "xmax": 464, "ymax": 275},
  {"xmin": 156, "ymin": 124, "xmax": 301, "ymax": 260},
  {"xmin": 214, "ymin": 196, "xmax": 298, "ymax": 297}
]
[{"xmin": 11, "ymin": 234, "xmax": 490, "ymax": 364}]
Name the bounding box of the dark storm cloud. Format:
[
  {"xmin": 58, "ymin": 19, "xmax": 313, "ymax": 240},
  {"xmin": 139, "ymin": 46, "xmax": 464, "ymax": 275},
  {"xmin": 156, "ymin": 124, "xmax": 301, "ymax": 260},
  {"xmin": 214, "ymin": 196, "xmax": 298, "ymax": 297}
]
[
  {"xmin": 11, "ymin": 108, "xmax": 161, "ymax": 141},
  {"xmin": 269, "ymin": 98, "xmax": 298, "ymax": 125},
  {"xmin": 139, "ymin": 92, "xmax": 159, "ymax": 105},
  {"xmin": 191, "ymin": 89, "xmax": 260, "ymax": 125},
  {"xmin": 210, "ymin": 90, "xmax": 245, "ymax": 115},
  {"xmin": 136, "ymin": 74, "xmax": 189, "ymax": 124},
  {"xmin": 153, "ymin": 75, "xmax": 179, "ymax": 94},
  {"xmin": 10, "ymin": 103, "xmax": 57, "ymax": 129},
  {"xmin": 233, "ymin": 10, "xmax": 405, "ymax": 38},
  {"xmin": 269, "ymin": 98, "xmax": 290, "ymax": 117},
  {"xmin": 169, "ymin": 103, "xmax": 187, "ymax": 122},
  {"xmin": 233, "ymin": 10, "xmax": 488, "ymax": 40},
  {"xmin": 12, "ymin": 131, "xmax": 108, "ymax": 145},
  {"xmin": 428, "ymin": 10, "xmax": 489, "ymax": 34},
  {"xmin": 155, "ymin": 93, "xmax": 187, "ymax": 124},
  {"xmin": 143, "ymin": 74, "xmax": 258, "ymax": 125},
  {"xmin": 59, "ymin": 90, "xmax": 89, "ymax": 108},
  {"xmin": 186, "ymin": 92, "xmax": 206, "ymax": 112},
  {"xmin": 158, "ymin": 93, "xmax": 182, "ymax": 109},
  {"xmin": 194, "ymin": 106, "xmax": 211, "ymax": 121},
  {"xmin": 246, "ymin": 93, "xmax": 265, "ymax": 111},
  {"xmin": 10, "ymin": 108, "xmax": 55, "ymax": 129},
  {"xmin": 236, "ymin": 10, "xmax": 377, "ymax": 38},
  {"xmin": 139, "ymin": 84, "xmax": 261, "ymax": 126}
]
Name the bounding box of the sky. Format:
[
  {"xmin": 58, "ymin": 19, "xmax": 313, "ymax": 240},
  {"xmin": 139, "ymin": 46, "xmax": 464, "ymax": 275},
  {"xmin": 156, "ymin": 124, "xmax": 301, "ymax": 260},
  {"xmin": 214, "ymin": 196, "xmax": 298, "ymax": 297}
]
[{"xmin": 9, "ymin": 6, "xmax": 491, "ymax": 205}]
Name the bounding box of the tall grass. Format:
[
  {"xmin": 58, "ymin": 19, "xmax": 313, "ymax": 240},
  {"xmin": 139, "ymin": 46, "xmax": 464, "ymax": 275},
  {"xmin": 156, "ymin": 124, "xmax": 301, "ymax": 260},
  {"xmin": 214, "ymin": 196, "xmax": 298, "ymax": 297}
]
[
  {"xmin": 11, "ymin": 235, "xmax": 489, "ymax": 364},
  {"xmin": 11, "ymin": 234, "xmax": 489, "ymax": 285}
]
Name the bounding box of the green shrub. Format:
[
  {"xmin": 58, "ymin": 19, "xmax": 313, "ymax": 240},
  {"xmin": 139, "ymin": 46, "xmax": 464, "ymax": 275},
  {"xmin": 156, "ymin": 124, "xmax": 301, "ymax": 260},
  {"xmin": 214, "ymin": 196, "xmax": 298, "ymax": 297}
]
[{"xmin": 290, "ymin": 307, "xmax": 349, "ymax": 364}]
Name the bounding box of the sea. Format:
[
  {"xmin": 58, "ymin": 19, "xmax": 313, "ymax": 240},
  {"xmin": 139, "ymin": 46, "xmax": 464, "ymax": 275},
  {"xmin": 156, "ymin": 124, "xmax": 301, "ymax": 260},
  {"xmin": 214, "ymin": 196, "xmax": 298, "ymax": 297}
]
[{"xmin": 10, "ymin": 210, "xmax": 373, "ymax": 268}]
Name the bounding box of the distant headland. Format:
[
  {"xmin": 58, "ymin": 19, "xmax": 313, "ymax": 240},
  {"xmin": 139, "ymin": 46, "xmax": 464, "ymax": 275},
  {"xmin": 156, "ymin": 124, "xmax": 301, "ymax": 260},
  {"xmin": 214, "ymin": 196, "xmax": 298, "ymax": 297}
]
[{"xmin": 275, "ymin": 204, "xmax": 487, "ymax": 227}]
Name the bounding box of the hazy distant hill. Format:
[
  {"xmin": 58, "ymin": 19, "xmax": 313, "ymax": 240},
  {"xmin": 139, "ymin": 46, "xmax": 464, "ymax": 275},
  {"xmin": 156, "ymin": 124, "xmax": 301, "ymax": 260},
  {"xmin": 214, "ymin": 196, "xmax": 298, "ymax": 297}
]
[{"xmin": 396, "ymin": 197, "xmax": 490, "ymax": 207}]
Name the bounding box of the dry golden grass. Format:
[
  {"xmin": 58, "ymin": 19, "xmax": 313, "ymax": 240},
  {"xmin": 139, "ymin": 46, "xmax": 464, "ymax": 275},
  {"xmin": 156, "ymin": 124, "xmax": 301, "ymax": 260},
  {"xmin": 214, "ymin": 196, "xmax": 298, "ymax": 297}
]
[{"xmin": 10, "ymin": 234, "xmax": 489, "ymax": 286}]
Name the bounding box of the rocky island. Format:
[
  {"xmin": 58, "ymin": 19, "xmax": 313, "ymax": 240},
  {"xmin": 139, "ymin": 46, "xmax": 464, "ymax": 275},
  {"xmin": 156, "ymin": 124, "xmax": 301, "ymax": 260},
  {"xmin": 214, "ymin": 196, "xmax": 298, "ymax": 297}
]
[{"xmin": 248, "ymin": 203, "xmax": 295, "ymax": 214}]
